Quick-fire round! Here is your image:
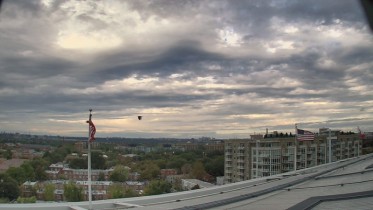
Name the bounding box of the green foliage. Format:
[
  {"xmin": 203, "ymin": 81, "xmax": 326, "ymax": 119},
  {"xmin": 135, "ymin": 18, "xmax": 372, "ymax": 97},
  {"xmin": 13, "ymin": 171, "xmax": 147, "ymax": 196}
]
[
  {"xmin": 191, "ymin": 161, "xmax": 207, "ymax": 180},
  {"xmin": 108, "ymin": 184, "xmax": 138, "ymax": 199},
  {"xmin": 124, "ymin": 188, "xmax": 137, "ymax": 197},
  {"xmin": 179, "ymin": 152, "xmax": 197, "ymax": 162},
  {"xmin": 108, "ymin": 183, "xmax": 125, "ymax": 199},
  {"xmin": 6, "ymin": 160, "xmax": 50, "ymax": 184},
  {"xmin": 63, "ymin": 182, "xmax": 83, "ymax": 202},
  {"xmin": 139, "ymin": 162, "xmax": 160, "ymax": 180},
  {"xmin": 109, "ymin": 165, "xmax": 129, "ymax": 182},
  {"xmin": 5, "ymin": 149, "xmax": 12, "ymax": 160},
  {"xmin": 181, "ymin": 163, "xmax": 192, "ymax": 175},
  {"xmin": 91, "ymin": 151, "xmax": 107, "ymax": 169},
  {"xmin": 43, "ymin": 144, "xmax": 73, "ymax": 163},
  {"xmin": 144, "ymin": 180, "xmax": 172, "ymax": 195},
  {"xmin": 171, "ymin": 178, "xmax": 183, "ymax": 191},
  {"xmin": 29, "ymin": 158, "xmax": 49, "ymax": 181},
  {"xmin": 98, "ymin": 172, "xmax": 106, "ymax": 181},
  {"xmin": 69, "ymin": 158, "xmax": 87, "ymax": 169},
  {"xmin": 154, "ymin": 159, "xmax": 167, "ymax": 169},
  {"xmin": 166, "ymin": 157, "xmax": 187, "ymax": 171},
  {"xmin": 0, "ymin": 173, "xmax": 20, "ymax": 201},
  {"xmin": 0, "ymin": 197, "xmax": 9, "ymax": 203},
  {"xmin": 16, "ymin": 196, "xmax": 36, "ymax": 203},
  {"xmin": 6, "ymin": 167, "xmax": 28, "ymax": 185},
  {"xmin": 204, "ymin": 156, "xmax": 224, "ymax": 177},
  {"xmin": 44, "ymin": 183, "xmax": 55, "ymax": 201},
  {"xmin": 21, "ymin": 163, "xmax": 36, "ymax": 181}
]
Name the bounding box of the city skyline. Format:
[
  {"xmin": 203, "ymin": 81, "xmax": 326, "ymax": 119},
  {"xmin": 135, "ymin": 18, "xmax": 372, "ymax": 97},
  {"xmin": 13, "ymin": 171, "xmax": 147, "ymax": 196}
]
[{"xmin": 0, "ymin": 0, "xmax": 372, "ymax": 138}]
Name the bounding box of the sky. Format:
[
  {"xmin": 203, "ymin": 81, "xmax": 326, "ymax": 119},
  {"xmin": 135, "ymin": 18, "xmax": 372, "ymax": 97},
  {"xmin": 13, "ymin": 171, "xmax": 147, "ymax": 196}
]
[{"xmin": 0, "ymin": 0, "xmax": 372, "ymax": 139}]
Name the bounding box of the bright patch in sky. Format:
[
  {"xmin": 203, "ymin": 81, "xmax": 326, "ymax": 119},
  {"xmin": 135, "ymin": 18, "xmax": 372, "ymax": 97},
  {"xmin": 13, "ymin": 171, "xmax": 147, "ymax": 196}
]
[
  {"xmin": 218, "ymin": 28, "xmax": 243, "ymax": 47},
  {"xmin": 57, "ymin": 32, "xmax": 122, "ymax": 50}
]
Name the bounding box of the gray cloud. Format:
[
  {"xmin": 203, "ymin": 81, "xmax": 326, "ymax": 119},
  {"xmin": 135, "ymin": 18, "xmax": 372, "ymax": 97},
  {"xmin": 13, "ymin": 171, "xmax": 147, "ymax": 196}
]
[{"xmin": 0, "ymin": 0, "xmax": 372, "ymax": 138}]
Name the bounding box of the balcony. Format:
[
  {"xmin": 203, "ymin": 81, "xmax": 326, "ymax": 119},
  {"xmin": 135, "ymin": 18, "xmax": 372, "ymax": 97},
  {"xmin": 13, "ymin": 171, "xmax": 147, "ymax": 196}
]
[{"xmin": 237, "ymin": 171, "xmax": 245, "ymax": 176}]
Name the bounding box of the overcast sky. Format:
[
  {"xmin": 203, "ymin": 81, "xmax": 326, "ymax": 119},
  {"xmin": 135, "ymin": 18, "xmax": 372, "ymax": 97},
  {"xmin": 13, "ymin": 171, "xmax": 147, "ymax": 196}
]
[{"xmin": 0, "ymin": 0, "xmax": 372, "ymax": 139}]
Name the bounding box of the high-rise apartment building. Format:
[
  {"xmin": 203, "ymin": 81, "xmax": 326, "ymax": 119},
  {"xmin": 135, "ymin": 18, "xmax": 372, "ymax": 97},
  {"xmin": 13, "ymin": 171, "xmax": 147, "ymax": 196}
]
[{"xmin": 224, "ymin": 129, "xmax": 362, "ymax": 184}]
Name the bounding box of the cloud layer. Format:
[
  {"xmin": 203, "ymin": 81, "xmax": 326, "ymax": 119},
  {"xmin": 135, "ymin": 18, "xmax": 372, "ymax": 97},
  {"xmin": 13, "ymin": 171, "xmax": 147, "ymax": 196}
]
[{"xmin": 0, "ymin": 0, "xmax": 372, "ymax": 138}]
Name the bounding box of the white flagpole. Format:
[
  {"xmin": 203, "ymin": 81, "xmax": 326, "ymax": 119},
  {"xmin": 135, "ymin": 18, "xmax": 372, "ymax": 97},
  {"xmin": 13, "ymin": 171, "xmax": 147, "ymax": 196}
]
[
  {"xmin": 87, "ymin": 109, "xmax": 93, "ymax": 210},
  {"xmin": 294, "ymin": 124, "xmax": 297, "ymax": 171},
  {"xmin": 328, "ymin": 128, "xmax": 332, "ymax": 163}
]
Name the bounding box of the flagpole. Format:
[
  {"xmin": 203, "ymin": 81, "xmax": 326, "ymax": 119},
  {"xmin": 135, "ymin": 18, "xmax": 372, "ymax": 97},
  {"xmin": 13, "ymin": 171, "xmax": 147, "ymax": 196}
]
[
  {"xmin": 87, "ymin": 109, "xmax": 92, "ymax": 210},
  {"xmin": 328, "ymin": 128, "xmax": 332, "ymax": 163},
  {"xmin": 294, "ymin": 124, "xmax": 297, "ymax": 171}
]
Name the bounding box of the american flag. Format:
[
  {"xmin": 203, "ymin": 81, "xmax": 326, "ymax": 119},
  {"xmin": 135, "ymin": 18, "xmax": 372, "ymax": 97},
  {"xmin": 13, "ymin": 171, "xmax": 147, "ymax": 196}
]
[
  {"xmin": 358, "ymin": 127, "xmax": 365, "ymax": 140},
  {"xmin": 296, "ymin": 128, "xmax": 314, "ymax": 141},
  {"xmin": 87, "ymin": 120, "xmax": 96, "ymax": 142}
]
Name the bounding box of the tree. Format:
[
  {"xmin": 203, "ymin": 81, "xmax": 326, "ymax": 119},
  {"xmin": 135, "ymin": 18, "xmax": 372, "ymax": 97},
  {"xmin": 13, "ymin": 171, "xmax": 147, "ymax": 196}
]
[
  {"xmin": 205, "ymin": 156, "xmax": 224, "ymax": 177},
  {"xmin": 191, "ymin": 161, "xmax": 207, "ymax": 180},
  {"xmin": 179, "ymin": 152, "xmax": 197, "ymax": 162},
  {"xmin": 140, "ymin": 162, "xmax": 160, "ymax": 180},
  {"xmin": 98, "ymin": 172, "xmax": 106, "ymax": 181},
  {"xmin": 0, "ymin": 174, "xmax": 20, "ymax": 201},
  {"xmin": 64, "ymin": 182, "xmax": 83, "ymax": 202},
  {"xmin": 124, "ymin": 188, "xmax": 137, "ymax": 197},
  {"xmin": 143, "ymin": 180, "xmax": 172, "ymax": 195},
  {"xmin": 6, "ymin": 167, "xmax": 27, "ymax": 185},
  {"xmin": 5, "ymin": 149, "xmax": 12, "ymax": 160},
  {"xmin": 109, "ymin": 165, "xmax": 129, "ymax": 182},
  {"xmin": 107, "ymin": 184, "xmax": 138, "ymax": 199},
  {"xmin": 43, "ymin": 144, "xmax": 73, "ymax": 163},
  {"xmin": 44, "ymin": 183, "xmax": 55, "ymax": 201},
  {"xmin": 167, "ymin": 157, "xmax": 186, "ymax": 170},
  {"xmin": 29, "ymin": 158, "xmax": 49, "ymax": 181},
  {"xmin": 91, "ymin": 151, "xmax": 107, "ymax": 169},
  {"xmin": 21, "ymin": 163, "xmax": 36, "ymax": 182},
  {"xmin": 107, "ymin": 183, "xmax": 125, "ymax": 199},
  {"xmin": 69, "ymin": 158, "xmax": 87, "ymax": 169},
  {"xmin": 181, "ymin": 163, "xmax": 192, "ymax": 175}
]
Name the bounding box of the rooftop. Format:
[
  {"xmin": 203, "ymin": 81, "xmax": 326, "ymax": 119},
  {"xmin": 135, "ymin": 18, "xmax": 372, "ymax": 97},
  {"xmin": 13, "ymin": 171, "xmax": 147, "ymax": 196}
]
[{"xmin": 1, "ymin": 154, "xmax": 373, "ymax": 210}]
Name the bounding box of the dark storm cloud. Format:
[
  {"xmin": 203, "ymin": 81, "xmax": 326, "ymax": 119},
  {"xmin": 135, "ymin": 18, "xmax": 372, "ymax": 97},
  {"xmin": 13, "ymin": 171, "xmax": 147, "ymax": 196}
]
[
  {"xmin": 280, "ymin": 0, "xmax": 366, "ymax": 24},
  {"xmin": 0, "ymin": 56, "xmax": 76, "ymax": 77},
  {"xmin": 86, "ymin": 41, "xmax": 227, "ymax": 84},
  {"xmin": 2, "ymin": 0, "xmax": 42, "ymax": 16}
]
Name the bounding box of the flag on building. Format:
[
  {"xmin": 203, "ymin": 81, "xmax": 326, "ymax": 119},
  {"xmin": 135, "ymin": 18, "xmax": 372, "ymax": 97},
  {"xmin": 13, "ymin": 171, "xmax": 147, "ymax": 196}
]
[
  {"xmin": 87, "ymin": 120, "xmax": 96, "ymax": 142},
  {"xmin": 296, "ymin": 128, "xmax": 314, "ymax": 141}
]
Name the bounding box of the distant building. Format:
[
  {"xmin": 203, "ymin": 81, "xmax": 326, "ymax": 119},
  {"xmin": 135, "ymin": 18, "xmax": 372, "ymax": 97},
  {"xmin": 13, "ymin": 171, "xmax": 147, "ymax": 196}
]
[
  {"xmin": 174, "ymin": 141, "xmax": 224, "ymax": 152},
  {"xmin": 32, "ymin": 180, "xmax": 146, "ymax": 201},
  {"xmin": 45, "ymin": 163, "xmax": 114, "ymax": 181},
  {"xmin": 224, "ymin": 129, "xmax": 362, "ymax": 184},
  {"xmin": 61, "ymin": 168, "xmax": 114, "ymax": 181},
  {"xmin": 21, "ymin": 181, "xmax": 37, "ymax": 197},
  {"xmin": 160, "ymin": 169, "xmax": 178, "ymax": 178}
]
